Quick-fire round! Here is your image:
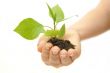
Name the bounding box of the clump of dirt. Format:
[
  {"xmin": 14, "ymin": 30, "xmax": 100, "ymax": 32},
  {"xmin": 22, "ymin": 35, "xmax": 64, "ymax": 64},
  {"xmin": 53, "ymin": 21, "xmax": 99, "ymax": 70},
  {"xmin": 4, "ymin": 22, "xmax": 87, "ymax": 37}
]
[{"xmin": 47, "ymin": 37, "xmax": 75, "ymax": 50}]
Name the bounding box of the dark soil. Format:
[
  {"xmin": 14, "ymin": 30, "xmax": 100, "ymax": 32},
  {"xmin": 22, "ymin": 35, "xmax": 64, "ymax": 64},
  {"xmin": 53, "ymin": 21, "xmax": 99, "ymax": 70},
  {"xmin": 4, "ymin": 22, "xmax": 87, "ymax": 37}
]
[{"xmin": 47, "ymin": 37, "xmax": 75, "ymax": 51}]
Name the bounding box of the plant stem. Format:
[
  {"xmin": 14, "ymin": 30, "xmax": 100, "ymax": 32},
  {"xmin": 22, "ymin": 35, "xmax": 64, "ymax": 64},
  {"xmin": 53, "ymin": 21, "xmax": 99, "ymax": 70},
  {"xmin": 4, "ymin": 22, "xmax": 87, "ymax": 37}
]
[
  {"xmin": 53, "ymin": 21, "xmax": 56, "ymax": 30},
  {"xmin": 53, "ymin": 20, "xmax": 56, "ymax": 38}
]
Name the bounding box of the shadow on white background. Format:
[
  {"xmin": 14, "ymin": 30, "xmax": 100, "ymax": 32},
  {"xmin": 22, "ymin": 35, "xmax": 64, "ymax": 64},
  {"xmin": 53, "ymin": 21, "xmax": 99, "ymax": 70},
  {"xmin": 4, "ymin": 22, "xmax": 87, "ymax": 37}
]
[{"xmin": 0, "ymin": 0, "xmax": 110, "ymax": 73}]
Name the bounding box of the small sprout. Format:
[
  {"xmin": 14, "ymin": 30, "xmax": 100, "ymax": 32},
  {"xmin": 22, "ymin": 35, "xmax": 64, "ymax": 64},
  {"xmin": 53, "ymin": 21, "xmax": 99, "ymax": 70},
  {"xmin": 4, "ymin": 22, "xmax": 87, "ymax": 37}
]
[
  {"xmin": 14, "ymin": 3, "xmax": 67, "ymax": 39},
  {"xmin": 14, "ymin": 3, "xmax": 77, "ymax": 50}
]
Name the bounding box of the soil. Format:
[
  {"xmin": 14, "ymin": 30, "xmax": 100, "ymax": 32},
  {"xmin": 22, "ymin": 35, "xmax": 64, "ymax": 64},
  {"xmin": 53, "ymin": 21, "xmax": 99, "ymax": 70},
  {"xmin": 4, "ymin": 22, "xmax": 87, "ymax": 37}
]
[{"xmin": 47, "ymin": 37, "xmax": 75, "ymax": 51}]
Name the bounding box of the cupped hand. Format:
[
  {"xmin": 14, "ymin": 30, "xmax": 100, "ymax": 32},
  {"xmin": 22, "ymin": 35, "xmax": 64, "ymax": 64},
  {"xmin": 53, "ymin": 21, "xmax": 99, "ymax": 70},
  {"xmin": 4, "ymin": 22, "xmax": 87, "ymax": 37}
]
[{"xmin": 37, "ymin": 29, "xmax": 81, "ymax": 68}]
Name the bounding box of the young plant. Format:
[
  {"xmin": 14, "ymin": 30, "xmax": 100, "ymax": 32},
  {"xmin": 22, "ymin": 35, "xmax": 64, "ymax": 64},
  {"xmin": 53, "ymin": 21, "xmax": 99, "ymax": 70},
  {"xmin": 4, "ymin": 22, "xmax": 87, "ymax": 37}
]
[{"xmin": 14, "ymin": 3, "xmax": 75, "ymax": 50}]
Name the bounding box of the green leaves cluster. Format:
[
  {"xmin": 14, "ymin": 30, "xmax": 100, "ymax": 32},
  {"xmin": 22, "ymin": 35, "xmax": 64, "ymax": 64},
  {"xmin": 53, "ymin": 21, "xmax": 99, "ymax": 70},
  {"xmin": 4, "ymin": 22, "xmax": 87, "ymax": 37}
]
[{"xmin": 14, "ymin": 3, "xmax": 66, "ymax": 40}]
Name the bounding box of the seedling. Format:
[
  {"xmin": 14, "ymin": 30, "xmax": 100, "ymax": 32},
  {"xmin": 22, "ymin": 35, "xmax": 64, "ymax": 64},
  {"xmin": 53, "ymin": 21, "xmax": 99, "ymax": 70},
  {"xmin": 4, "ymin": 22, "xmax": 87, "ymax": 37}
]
[{"xmin": 14, "ymin": 3, "xmax": 75, "ymax": 50}]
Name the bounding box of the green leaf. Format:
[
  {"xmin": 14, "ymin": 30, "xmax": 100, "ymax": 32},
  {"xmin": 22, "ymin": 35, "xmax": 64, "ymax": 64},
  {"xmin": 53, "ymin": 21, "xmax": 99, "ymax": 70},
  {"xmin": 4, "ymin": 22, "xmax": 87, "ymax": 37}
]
[
  {"xmin": 14, "ymin": 18, "xmax": 45, "ymax": 40},
  {"xmin": 46, "ymin": 3, "xmax": 56, "ymax": 21},
  {"xmin": 51, "ymin": 4, "xmax": 64, "ymax": 23},
  {"xmin": 58, "ymin": 24, "xmax": 65, "ymax": 37},
  {"xmin": 44, "ymin": 30, "xmax": 59, "ymax": 37}
]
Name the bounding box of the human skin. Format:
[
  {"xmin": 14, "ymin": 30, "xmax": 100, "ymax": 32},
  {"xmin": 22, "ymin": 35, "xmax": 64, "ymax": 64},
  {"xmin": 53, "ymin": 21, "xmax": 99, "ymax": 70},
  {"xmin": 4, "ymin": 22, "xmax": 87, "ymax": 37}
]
[
  {"xmin": 72, "ymin": 0, "xmax": 110, "ymax": 40},
  {"xmin": 37, "ymin": 0, "xmax": 110, "ymax": 68},
  {"xmin": 38, "ymin": 29, "xmax": 81, "ymax": 67}
]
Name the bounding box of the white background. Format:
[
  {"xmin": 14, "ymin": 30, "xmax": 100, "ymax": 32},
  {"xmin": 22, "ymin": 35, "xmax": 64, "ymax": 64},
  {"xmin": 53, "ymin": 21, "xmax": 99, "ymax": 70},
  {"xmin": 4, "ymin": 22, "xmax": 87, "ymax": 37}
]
[{"xmin": 0, "ymin": 0, "xmax": 110, "ymax": 73}]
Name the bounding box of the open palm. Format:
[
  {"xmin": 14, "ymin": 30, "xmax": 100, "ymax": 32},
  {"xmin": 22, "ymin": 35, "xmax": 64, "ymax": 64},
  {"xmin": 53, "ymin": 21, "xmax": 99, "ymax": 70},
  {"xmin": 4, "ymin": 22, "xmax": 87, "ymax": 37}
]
[{"xmin": 37, "ymin": 29, "xmax": 81, "ymax": 68}]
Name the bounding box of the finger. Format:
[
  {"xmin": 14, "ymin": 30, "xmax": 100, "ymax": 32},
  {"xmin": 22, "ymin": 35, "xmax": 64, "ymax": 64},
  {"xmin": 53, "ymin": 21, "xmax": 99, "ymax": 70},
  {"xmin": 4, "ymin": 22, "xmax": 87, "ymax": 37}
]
[
  {"xmin": 37, "ymin": 41, "xmax": 46, "ymax": 52},
  {"xmin": 49, "ymin": 46, "xmax": 61, "ymax": 67},
  {"xmin": 74, "ymin": 44, "xmax": 81, "ymax": 58},
  {"xmin": 68, "ymin": 48, "xmax": 77, "ymax": 60},
  {"xmin": 41, "ymin": 43, "xmax": 53, "ymax": 64},
  {"xmin": 60, "ymin": 49, "xmax": 73, "ymax": 66},
  {"xmin": 37, "ymin": 36, "xmax": 50, "ymax": 52},
  {"xmin": 68, "ymin": 35, "xmax": 81, "ymax": 59}
]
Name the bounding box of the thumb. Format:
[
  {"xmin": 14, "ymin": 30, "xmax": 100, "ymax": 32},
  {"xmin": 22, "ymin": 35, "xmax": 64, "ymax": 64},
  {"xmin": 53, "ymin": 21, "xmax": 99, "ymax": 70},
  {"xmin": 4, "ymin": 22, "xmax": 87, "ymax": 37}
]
[{"xmin": 37, "ymin": 36, "xmax": 50, "ymax": 52}]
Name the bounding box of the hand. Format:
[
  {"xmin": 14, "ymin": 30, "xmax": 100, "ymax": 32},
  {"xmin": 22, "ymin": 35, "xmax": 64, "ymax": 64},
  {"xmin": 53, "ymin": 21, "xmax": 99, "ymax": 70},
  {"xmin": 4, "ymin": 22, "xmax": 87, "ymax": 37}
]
[{"xmin": 37, "ymin": 29, "xmax": 81, "ymax": 68}]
